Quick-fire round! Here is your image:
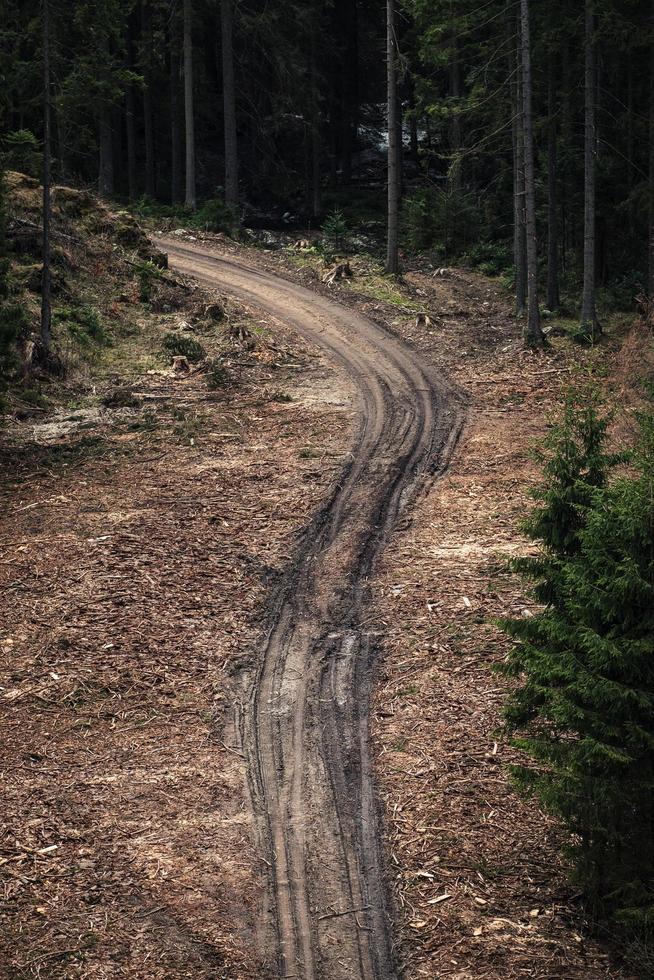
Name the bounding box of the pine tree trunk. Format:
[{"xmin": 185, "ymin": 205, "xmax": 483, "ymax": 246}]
[
  {"xmin": 386, "ymin": 0, "xmax": 399, "ymax": 275},
  {"xmin": 220, "ymin": 0, "xmax": 239, "ymax": 216},
  {"xmin": 513, "ymin": 28, "xmax": 527, "ymax": 316},
  {"xmin": 450, "ymin": 39, "xmax": 462, "ymax": 190},
  {"xmin": 580, "ymin": 0, "xmax": 598, "ymax": 332},
  {"xmin": 170, "ymin": 14, "xmax": 183, "ymax": 205},
  {"xmin": 184, "ymin": 0, "xmax": 196, "ymax": 209},
  {"xmin": 310, "ymin": 25, "xmax": 321, "ymax": 219},
  {"xmin": 41, "ymin": 0, "xmax": 52, "ymax": 351},
  {"xmin": 98, "ymin": 108, "xmax": 114, "ymax": 197},
  {"xmin": 125, "ymin": 85, "xmax": 138, "ymax": 202},
  {"xmin": 142, "ymin": 1, "xmax": 156, "ymax": 198},
  {"xmin": 546, "ymin": 55, "xmax": 560, "ymax": 311},
  {"xmin": 340, "ymin": 0, "xmax": 358, "ymax": 185},
  {"xmin": 53, "ymin": 103, "xmax": 69, "ymax": 181},
  {"xmin": 520, "ymin": 0, "xmax": 543, "ymax": 345},
  {"xmin": 649, "ymin": 0, "xmax": 654, "ymax": 298}
]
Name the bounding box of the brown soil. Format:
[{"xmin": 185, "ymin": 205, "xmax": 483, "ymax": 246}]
[
  {"xmin": 3, "ymin": 225, "xmax": 649, "ymax": 980},
  {"xmin": 0, "ymin": 280, "xmax": 351, "ymax": 977},
  {"xmin": 162, "ymin": 240, "xmax": 462, "ymax": 980}
]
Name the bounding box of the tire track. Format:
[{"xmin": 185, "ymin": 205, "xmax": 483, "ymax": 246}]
[{"xmin": 163, "ymin": 241, "xmax": 463, "ymax": 980}]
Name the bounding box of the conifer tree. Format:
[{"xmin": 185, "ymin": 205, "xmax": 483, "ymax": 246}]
[{"xmin": 501, "ymin": 394, "xmax": 654, "ymax": 948}]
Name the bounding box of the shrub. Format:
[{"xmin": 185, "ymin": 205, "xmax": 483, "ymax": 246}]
[
  {"xmin": 499, "ymin": 393, "xmax": 654, "ymax": 959},
  {"xmin": 402, "ymin": 186, "xmax": 479, "ymax": 259},
  {"xmin": 133, "ymin": 260, "xmax": 163, "ymax": 302},
  {"xmin": 321, "ymin": 209, "xmax": 350, "ymax": 255},
  {"xmin": 0, "ymin": 303, "xmax": 28, "ymax": 380},
  {"xmin": 56, "ymin": 305, "xmax": 106, "ymax": 346},
  {"xmin": 162, "ymin": 332, "xmax": 206, "ymax": 362},
  {"xmin": 194, "ymin": 196, "xmax": 236, "ymax": 235},
  {"xmin": 464, "ymin": 240, "xmax": 513, "ymax": 277},
  {"xmin": 2, "ymin": 130, "xmax": 42, "ymax": 176}
]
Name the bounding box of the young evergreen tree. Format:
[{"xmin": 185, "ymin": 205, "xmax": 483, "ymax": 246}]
[{"xmin": 501, "ymin": 394, "xmax": 654, "ymax": 951}]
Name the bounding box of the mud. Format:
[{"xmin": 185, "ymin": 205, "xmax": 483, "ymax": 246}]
[{"xmin": 164, "ymin": 241, "xmax": 463, "ymax": 980}]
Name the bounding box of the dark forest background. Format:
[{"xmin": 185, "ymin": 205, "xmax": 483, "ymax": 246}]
[{"xmin": 2, "ymin": 0, "xmax": 653, "ymax": 315}]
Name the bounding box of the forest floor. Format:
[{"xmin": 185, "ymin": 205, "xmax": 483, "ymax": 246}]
[
  {"xmin": 222, "ymin": 235, "xmax": 648, "ymax": 980},
  {"xmin": 1, "ymin": 194, "xmax": 652, "ymax": 979}
]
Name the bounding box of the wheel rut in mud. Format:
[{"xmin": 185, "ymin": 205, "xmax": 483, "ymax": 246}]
[{"xmin": 164, "ymin": 241, "xmax": 463, "ymax": 980}]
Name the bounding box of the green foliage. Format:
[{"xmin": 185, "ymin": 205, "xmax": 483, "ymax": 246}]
[
  {"xmin": 0, "ymin": 302, "xmax": 27, "ymax": 379},
  {"xmin": 162, "ymin": 332, "xmax": 206, "ymax": 363},
  {"xmin": 464, "ymin": 241, "xmax": 513, "ymax": 278},
  {"xmin": 55, "ymin": 305, "xmax": 106, "ymax": 346},
  {"xmin": 499, "ymin": 394, "xmax": 654, "ymax": 954},
  {"xmin": 135, "ymin": 195, "xmax": 236, "ymax": 236},
  {"xmin": 402, "ymin": 186, "xmax": 479, "ymax": 259},
  {"xmin": 1, "ymin": 129, "xmax": 41, "ymax": 176},
  {"xmin": 194, "ymin": 196, "xmax": 236, "ymax": 235},
  {"xmin": 568, "ymin": 321, "xmax": 601, "ymax": 346},
  {"xmin": 321, "ymin": 209, "xmax": 350, "ymax": 255}
]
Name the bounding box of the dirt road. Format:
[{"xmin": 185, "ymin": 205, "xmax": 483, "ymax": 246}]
[{"xmin": 163, "ymin": 241, "xmax": 462, "ymax": 980}]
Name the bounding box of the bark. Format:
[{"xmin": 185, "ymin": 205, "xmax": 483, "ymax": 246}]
[
  {"xmin": 41, "ymin": 0, "xmax": 52, "ymax": 350},
  {"xmin": 580, "ymin": 0, "xmax": 598, "ymax": 332},
  {"xmin": 220, "ymin": 0, "xmax": 239, "ymax": 216},
  {"xmin": 170, "ymin": 12, "xmax": 183, "ymax": 205},
  {"xmin": 519, "ymin": 0, "xmax": 543, "ymax": 345},
  {"xmin": 450, "ymin": 39, "xmax": 462, "ymax": 190},
  {"xmin": 546, "ymin": 55, "xmax": 560, "ymax": 311},
  {"xmin": 125, "ymin": 85, "xmax": 137, "ymax": 202},
  {"xmin": 98, "ymin": 107, "xmax": 114, "ymax": 197},
  {"xmin": 386, "ymin": 0, "xmax": 399, "ymax": 275},
  {"xmin": 512, "ymin": 19, "xmax": 527, "ymax": 316},
  {"xmin": 141, "ymin": 1, "xmax": 156, "ymax": 198},
  {"xmin": 340, "ymin": 0, "xmax": 358, "ymax": 184},
  {"xmin": 649, "ymin": 0, "xmax": 654, "ymax": 297},
  {"xmin": 184, "ymin": 0, "xmax": 196, "ymax": 209},
  {"xmin": 310, "ymin": 24, "xmax": 321, "ymax": 219}
]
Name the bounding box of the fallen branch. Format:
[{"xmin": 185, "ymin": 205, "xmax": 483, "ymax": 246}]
[{"xmin": 318, "ymin": 905, "xmax": 370, "ymax": 920}]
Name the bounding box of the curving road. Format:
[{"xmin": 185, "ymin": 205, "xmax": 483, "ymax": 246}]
[{"xmin": 163, "ymin": 240, "xmax": 462, "ymax": 980}]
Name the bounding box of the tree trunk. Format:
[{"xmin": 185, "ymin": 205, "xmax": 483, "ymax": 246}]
[
  {"xmin": 340, "ymin": 0, "xmax": 358, "ymax": 185},
  {"xmin": 580, "ymin": 0, "xmax": 598, "ymax": 333},
  {"xmin": 98, "ymin": 108, "xmax": 114, "ymax": 197},
  {"xmin": 170, "ymin": 11, "xmax": 183, "ymax": 205},
  {"xmin": 513, "ymin": 27, "xmax": 527, "ymax": 316},
  {"xmin": 519, "ymin": 0, "xmax": 543, "ymax": 345},
  {"xmin": 141, "ymin": 1, "xmax": 156, "ymax": 198},
  {"xmin": 125, "ymin": 85, "xmax": 138, "ymax": 202},
  {"xmin": 41, "ymin": 0, "xmax": 52, "ymax": 351},
  {"xmin": 386, "ymin": 0, "xmax": 399, "ymax": 275},
  {"xmin": 649, "ymin": 0, "xmax": 654, "ymax": 297},
  {"xmin": 183, "ymin": 0, "xmax": 196, "ymax": 209},
  {"xmin": 310, "ymin": 25, "xmax": 321, "ymax": 219},
  {"xmin": 546, "ymin": 54, "xmax": 560, "ymax": 311},
  {"xmin": 220, "ymin": 0, "xmax": 239, "ymax": 216},
  {"xmin": 450, "ymin": 39, "xmax": 462, "ymax": 190}
]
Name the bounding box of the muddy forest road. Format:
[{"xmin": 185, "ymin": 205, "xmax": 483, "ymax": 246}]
[{"xmin": 164, "ymin": 241, "xmax": 463, "ymax": 980}]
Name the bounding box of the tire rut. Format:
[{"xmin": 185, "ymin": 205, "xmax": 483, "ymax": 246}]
[{"xmin": 163, "ymin": 241, "xmax": 464, "ymax": 980}]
